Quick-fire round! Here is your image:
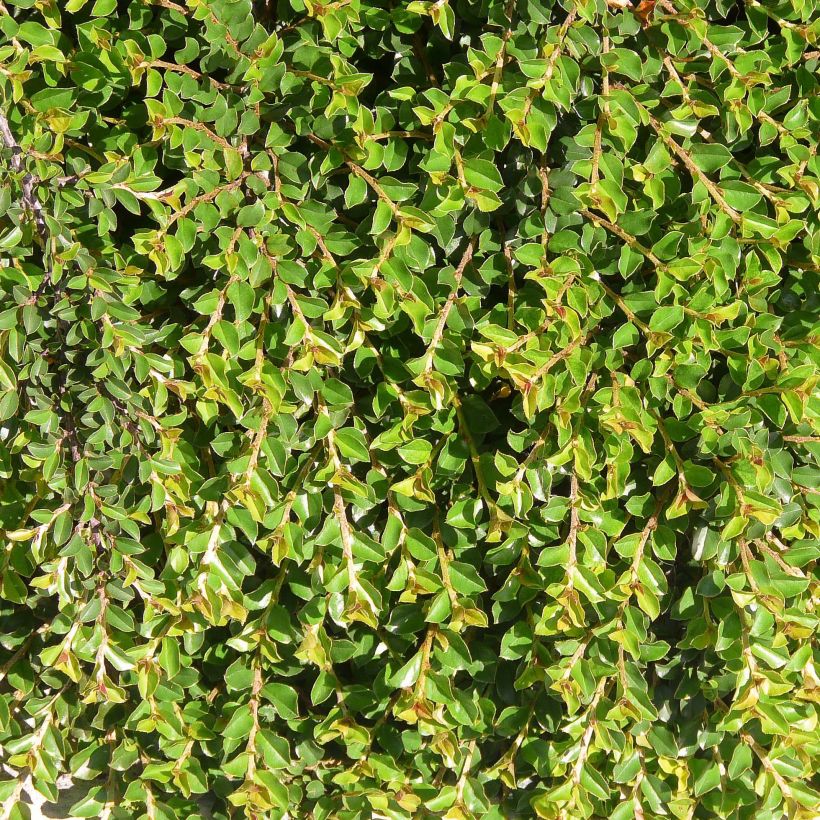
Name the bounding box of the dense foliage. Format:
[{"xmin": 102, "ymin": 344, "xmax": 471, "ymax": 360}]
[{"xmin": 0, "ymin": 0, "xmax": 819, "ymax": 817}]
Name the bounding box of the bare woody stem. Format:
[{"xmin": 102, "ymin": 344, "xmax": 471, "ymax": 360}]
[
  {"xmin": 571, "ymin": 677, "xmax": 610, "ymax": 786},
  {"xmin": 521, "ymin": 7, "xmax": 578, "ymax": 124},
  {"xmin": 413, "ymin": 625, "xmax": 437, "ymax": 698},
  {"xmin": 531, "ymin": 330, "xmax": 591, "ymax": 384},
  {"xmin": 0, "ymin": 109, "xmax": 51, "ymax": 286},
  {"xmin": 484, "ymin": 0, "xmax": 518, "ymax": 115},
  {"xmin": 161, "ymin": 116, "xmax": 242, "ymax": 153},
  {"xmin": 165, "ymin": 174, "xmax": 248, "ymax": 230},
  {"xmin": 565, "ymin": 473, "xmax": 581, "ymax": 589},
  {"xmin": 591, "ymin": 34, "xmax": 610, "ymax": 186},
  {"xmin": 303, "ymin": 132, "xmax": 398, "ymax": 212},
  {"xmin": 433, "ymin": 510, "xmax": 459, "ymax": 608},
  {"xmin": 422, "ymin": 237, "xmax": 477, "ymax": 374},
  {"xmin": 497, "ymin": 220, "xmax": 517, "ymax": 331},
  {"xmin": 646, "ymin": 113, "xmax": 741, "ymax": 224},
  {"xmin": 244, "ymin": 660, "xmax": 264, "ymax": 780},
  {"xmin": 147, "ymin": 60, "xmax": 237, "ymax": 90},
  {"xmin": 581, "ymin": 208, "xmax": 667, "ymax": 271},
  {"xmin": 333, "ymin": 484, "xmax": 358, "ymax": 590}
]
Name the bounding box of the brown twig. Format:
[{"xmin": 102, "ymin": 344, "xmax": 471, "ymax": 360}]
[
  {"xmin": 422, "ymin": 237, "xmax": 477, "ymax": 374},
  {"xmin": 0, "ymin": 109, "xmax": 49, "ymax": 262},
  {"xmin": 581, "ymin": 208, "xmax": 667, "ymax": 270},
  {"xmin": 646, "ymin": 113, "xmax": 741, "ymax": 224},
  {"xmin": 148, "ymin": 60, "xmax": 237, "ymax": 91},
  {"xmin": 591, "ymin": 34, "xmax": 610, "ymax": 185}
]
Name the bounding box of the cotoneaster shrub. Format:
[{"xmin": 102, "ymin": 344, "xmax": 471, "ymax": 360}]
[{"xmin": 1, "ymin": 0, "xmax": 819, "ymax": 817}]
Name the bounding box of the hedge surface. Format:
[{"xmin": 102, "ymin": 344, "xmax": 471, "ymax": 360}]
[{"xmin": 1, "ymin": 0, "xmax": 819, "ymax": 817}]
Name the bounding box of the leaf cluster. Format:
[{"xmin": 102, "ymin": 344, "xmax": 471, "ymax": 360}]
[{"xmin": 0, "ymin": 0, "xmax": 819, "ymax": 817}]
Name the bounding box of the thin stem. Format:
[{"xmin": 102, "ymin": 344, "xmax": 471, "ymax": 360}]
[
  {"xmin": 571, "ymin": 677, "xmax": 610, "ymax": 786},
  {"xmin": 422, "ymin": 237, "xmax": 476, "ymax": 374},
  {"xmin": 530, "ymin": 330, "xmax": 591, "ymax": 384},
  {"xmin": 581, "ymin": 208, "xmax": 667, "ymax": 271},
  {"xmin": 565, "ymin": 473, "xmax": 581, "ymax": 589},
  {"xmin": 147, "ymin": 60, "xmax": 237, "ymax": 90},
  {"xmin": 591, "ymin": 34, "xmax": 610, "ymax": 186},
  {"xmin": 646, "ymin": 112, "xmax": 741, "ymax": 224},
  {"xmin": 0, "ymin": 109, "xmax": 50, "ymax": 283},
  {"xmin": 165, "ymin": 174, "xmax": 248, "ymax": 230}
]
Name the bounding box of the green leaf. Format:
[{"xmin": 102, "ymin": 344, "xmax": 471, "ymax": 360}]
[
  {"xmin": 689, "ymin": 143, "xmax": 733, "ymax": 173},
  {"xmin": 448, "ymin": 561, "xmax": 487, "ymax": 596},
  {"xmin": 398, "ymin": 438, "xmax": 432, "ymax": 465},
  {"xmin": 227, "ymin": 280, "xmax": 255, "ymax": 323},
  {"xmin": 462, "ymin": 158, "xmax": 504, "ymax": 193},
  {"xmin": 649, "ymin": 305, "xmax": 685, "ymax": 332},
  {"xmin": 222, "ymin": 707, "xmax": 254, "ymax": 739},
  {"xmin": 2, "ymin": 3, "xmax": 817, "ymax": 817},
  {"xmin": 257, "ymin": 730, "xmax": 291, "ymax": 769},
  {"xmin": 390, "ymin": 652, "xmax": 422, "ymax": 688},
  {"xmin": 334, "ymin": 427, "xmax": 369, "ymax": 462},
  {"xmin": 728, "ymin": 744, "xmax": 752, "ymax": 779}
]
